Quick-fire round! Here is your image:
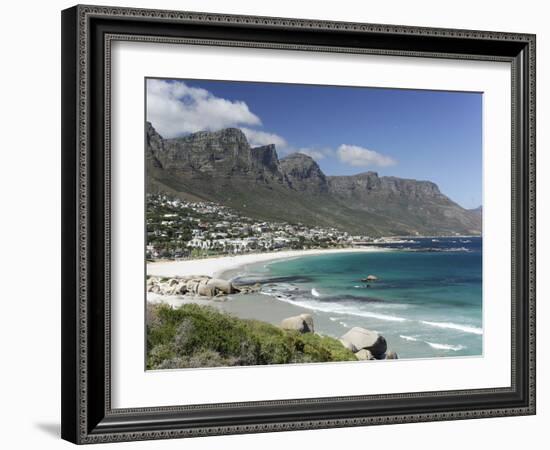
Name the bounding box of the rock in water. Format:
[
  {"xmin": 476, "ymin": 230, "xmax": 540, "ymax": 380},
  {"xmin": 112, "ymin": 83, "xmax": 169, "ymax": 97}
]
[
  {"xmin": 340, "ymin": 327, "xmax": 387, "ymax": 358},
  {"xmin": 280, "ymin": 314, "xmax": 314, "ymax": 333},
  {"xmin": 385, "ymin": 351, "xmax": 398, "ymax": 359},
  {"xmin": 361, "ymin": 275, "xmax": 378, "ymax": 282}
]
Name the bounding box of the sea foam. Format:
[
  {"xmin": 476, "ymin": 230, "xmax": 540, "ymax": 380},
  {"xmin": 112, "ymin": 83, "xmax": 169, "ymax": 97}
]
[
  {"xmin": 420, "ymin": 320, "xmax": 482, "ymax": 335},
  {"xmin": 425, "ymin": 342, "xmax": 466, "ymax": 351},
  {"xmin": 399, "ymin": 335, "xmax": 419, "ymax": 342},
  {"xmin": 265, "ymin": 293, "xmax": 408, "ymax": 322}
]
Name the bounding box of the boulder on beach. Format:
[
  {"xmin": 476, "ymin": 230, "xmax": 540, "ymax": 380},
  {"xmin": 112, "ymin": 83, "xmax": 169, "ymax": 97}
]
[
  {"xmin": 340, "ymin": 327, "xmax": 387, "ymax": 357},
  {"xmin": 280, "ymin": 314, "xmax": 314, "ymax": 333},
  {"xmin": 355, "ymin": 349, "xmax": 376, "ymax": 360},
  {"xmin": 339, "ymin": 339, "xmax": 355, "ymax": 352},
  {"xmin": 236, "ymin": 282, "xmax": 262, "ymax": 294},
  {"xmin": 197, "ymin": 283, "xmax": 217, "ymax": 297},
  {"xmin": 206, "ymin": 278, "xmax": 234, "ymax": 295},
  {"xmin": 185, "ymin": 280, "xmax": 202, "ymax": 295},
  {"xmin": 166, "ymin": 283, "xmax": 185, "ymax": 296},
  {"xmin": 385, "ymin": 351, "xmax": 398, "ymax": 359},
  {"xmin": 150, "ymin": 284, "xmax": 160, "ymax": 294},
  {"xmin": 147, "ymin": 275, "xmax": 260, "ymax": 298},
  {"xmin": 176, "ymin": 281, "xmax": 188, "ymax": 295},
  {"xmin": 300, "ymin": 314, "xmax": 314, "ymax": 332}
]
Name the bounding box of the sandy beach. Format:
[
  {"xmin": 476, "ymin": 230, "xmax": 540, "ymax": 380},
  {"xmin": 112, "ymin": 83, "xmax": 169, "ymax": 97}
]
[
  {"xmin": 146, "ymin": 247, "xmax": 390, "ymax": 343},
  {"xmin": 146, "ymin": 249, "xmax": 366, "ymax": 342},
  {"xmin": 147, "ymin": 247, "xmax": 388, "ymax": 280}
]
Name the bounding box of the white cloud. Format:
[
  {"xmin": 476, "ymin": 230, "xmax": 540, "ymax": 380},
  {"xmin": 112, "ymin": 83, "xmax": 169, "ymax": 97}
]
[
  {"xmin": 240, "ymin": 127, "xmax": 288, "ymax": 149},
  {"xmin": 295, "ymin": 147, "xmax": 333, "ymax": 161},
  {"xmin": 147, "ymin": 80, "xmax": 393, "ymax": 169},
  {"xmin": 337, "ymin": 144, "xmax": 396, "ymax": 168},
  {"xmin": 147, "ymin": 79, "xmax": 261, "ymax": 138}
]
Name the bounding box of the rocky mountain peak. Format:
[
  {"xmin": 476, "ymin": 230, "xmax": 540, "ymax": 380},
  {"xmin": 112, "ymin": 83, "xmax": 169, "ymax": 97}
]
[
  {"xmin": 145, "ymin": 122, "xmax": 481, "ymax": 236},
  {"xmin": 148, "ymin": 125, "xmax": 253, "ymax": 174},
  {"xmin": 280, "ymin": 153, "xmax": 329, "ymax": 193},
  {"xmin": 379, "ymin": 176, "xmax": 442, "ymax": 198},
  {"xmin": 146, "ymin": 121, "xmax": 164, "ymax": 168},
  {"xmin": 328, "ymin": 172, "xmax": 442, "ymax": 199},
  {"xmin": 328, "ymin": 171, "xmax": 381, "ymax": 194},
  {"xmin": 251, "ymin": 144, "xmax": 280, "ymax": 174},
  {"xmin": 184, "ymin": 127, "xmax": 249, "ymax": 146}
]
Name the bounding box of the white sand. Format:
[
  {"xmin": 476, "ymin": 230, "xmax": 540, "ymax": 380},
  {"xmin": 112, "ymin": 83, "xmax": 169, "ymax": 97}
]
[{"xmin": 147, "ymin": 247, "xmax": 387, "ymax": 279}]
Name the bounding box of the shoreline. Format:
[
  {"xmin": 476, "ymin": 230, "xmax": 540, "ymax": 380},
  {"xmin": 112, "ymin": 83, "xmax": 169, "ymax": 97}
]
[
  {"xmin": 146, "ymin": 241, "xmax": 482, "ymax": 359},
  {"xmin": 147, "ymin": 247, "xmax": 390, "ymax": 280}
]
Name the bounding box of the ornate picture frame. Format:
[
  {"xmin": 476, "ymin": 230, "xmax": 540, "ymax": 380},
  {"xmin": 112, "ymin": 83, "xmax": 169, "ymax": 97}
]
[{"xmin": 61, "ymin": 4, "xmax": 536, "ymax": 444}]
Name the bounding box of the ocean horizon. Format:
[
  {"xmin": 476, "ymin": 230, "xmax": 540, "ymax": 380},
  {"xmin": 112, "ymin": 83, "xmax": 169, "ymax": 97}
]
[{"xmin": 231, "ymin": 237, "xmax": 483, "ymax": 359}]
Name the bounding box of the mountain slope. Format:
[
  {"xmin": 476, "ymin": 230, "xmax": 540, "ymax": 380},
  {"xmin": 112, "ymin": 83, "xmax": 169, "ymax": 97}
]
[
  {"xmin": 145, "ymin": 122, "xmax": 481, "ymax": 236},
  {"xmin": 328, "ymin": 173, "xmax": 481, "ymax": 236},
  {"xmin": 469, "ymin": 206, "xmax": 483, "ymax": 216}
]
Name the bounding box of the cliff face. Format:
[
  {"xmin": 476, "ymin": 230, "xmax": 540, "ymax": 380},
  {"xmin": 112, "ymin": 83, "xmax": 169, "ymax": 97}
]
[
  {"xmin": 470, "ymin": 205, "xmax": 483, "ymax": 216},
  {"xmin": 328, "ymin": 172, "xmax": 481, "ymax": 236},
  {"xmin": 146, "ymin": 122, "xmax": 481, "ymax": 236},
  {"xmin": 328, "ymin": 172, "xmax": 442, "ymax": 200},
  {"xmin": 146, "ymin": 121, "xmax": 164, "ymax": 169},
  {"xmin": 280, "ymin": 153, "xmax": 329, "ymax": 194}
]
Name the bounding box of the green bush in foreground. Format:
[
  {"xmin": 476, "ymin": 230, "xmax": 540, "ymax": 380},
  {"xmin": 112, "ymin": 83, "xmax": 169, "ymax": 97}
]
[{"xmin": 147, "ymin": 303, "xmax": 357, "ymax": 369}]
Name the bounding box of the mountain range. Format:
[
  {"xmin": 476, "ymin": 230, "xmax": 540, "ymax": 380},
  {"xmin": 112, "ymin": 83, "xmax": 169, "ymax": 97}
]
[{"xmin": 146, "ymin": 122, "xmax": 481, "ymax": 236}]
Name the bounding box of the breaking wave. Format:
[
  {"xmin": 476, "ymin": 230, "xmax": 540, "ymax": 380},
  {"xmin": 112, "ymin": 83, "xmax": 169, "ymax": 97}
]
[
  {"xmin": 425, "ymin": 342, "xmax": 466, "ymax": 351},
  {"xmin": 420, "ymin": 320, "xmax": 482, "ymax": 335},
  {"xmin": 262, "ymin": 291, "xmax": 408, "ymax": 322}
]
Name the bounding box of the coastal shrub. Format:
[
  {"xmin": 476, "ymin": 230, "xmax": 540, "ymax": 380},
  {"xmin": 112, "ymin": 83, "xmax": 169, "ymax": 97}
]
[
  {"xmin": 148, "ymin": 343, "xmax": 176, "ymax": 368},
  {"xmin": 147, "ymin": 303, "xmax": 357, "ymax": 369},
  {"xmin": 156, "ymin": 349, "xmax": 237, "ymax": 369},
  {"xmin": 244, "ymin": 319, "xmax": 296, "ymax": 364},
  {"xmin": 301, "ymin": 333, "xmax": 359, "ymax": 362}
]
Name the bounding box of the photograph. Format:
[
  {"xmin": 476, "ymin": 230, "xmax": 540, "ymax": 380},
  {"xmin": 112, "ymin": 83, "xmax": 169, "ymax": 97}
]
[
  {"xmin": 144, "ymin": 78, "xmax": 483, "ymax": 370},
  {"xmin": 56, "ymin": 3, "xmax": 536, "ymax": 445}
]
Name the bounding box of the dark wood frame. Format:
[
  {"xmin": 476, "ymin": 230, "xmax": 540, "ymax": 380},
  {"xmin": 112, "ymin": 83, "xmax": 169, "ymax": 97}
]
[{"xmin": 61, "ymin": 4, "xmax": 536, "ymax": 444}]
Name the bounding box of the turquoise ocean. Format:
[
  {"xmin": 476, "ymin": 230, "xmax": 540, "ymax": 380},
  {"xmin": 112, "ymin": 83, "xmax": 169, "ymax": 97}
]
[{"xmin": 233, "ymin": 237, "xmax": 482, "ymax": 359}]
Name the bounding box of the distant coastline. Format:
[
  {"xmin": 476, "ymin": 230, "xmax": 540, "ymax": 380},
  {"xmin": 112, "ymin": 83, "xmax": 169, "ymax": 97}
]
[{"xmin": 147, "ymin": 246, "xmax": 390, "ymax": 280}]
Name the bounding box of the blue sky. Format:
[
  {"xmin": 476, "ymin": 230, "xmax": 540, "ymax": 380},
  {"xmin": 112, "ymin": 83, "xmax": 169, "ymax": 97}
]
[{"xmin": 147, "ymin": 78, "xmax": 482, "ymax": 209}]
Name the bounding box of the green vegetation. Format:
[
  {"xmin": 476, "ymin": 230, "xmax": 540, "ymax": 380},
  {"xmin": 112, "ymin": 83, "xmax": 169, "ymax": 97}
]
[{"xmin": 147, "ymin": 303, "xmax": 357, "ymax": 369}]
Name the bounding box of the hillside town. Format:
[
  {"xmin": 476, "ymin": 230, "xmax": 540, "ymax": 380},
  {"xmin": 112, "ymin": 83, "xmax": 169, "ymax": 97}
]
[{"xmin": 146, "ymin": 194, "xmax": 377, "ymax": 260}]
